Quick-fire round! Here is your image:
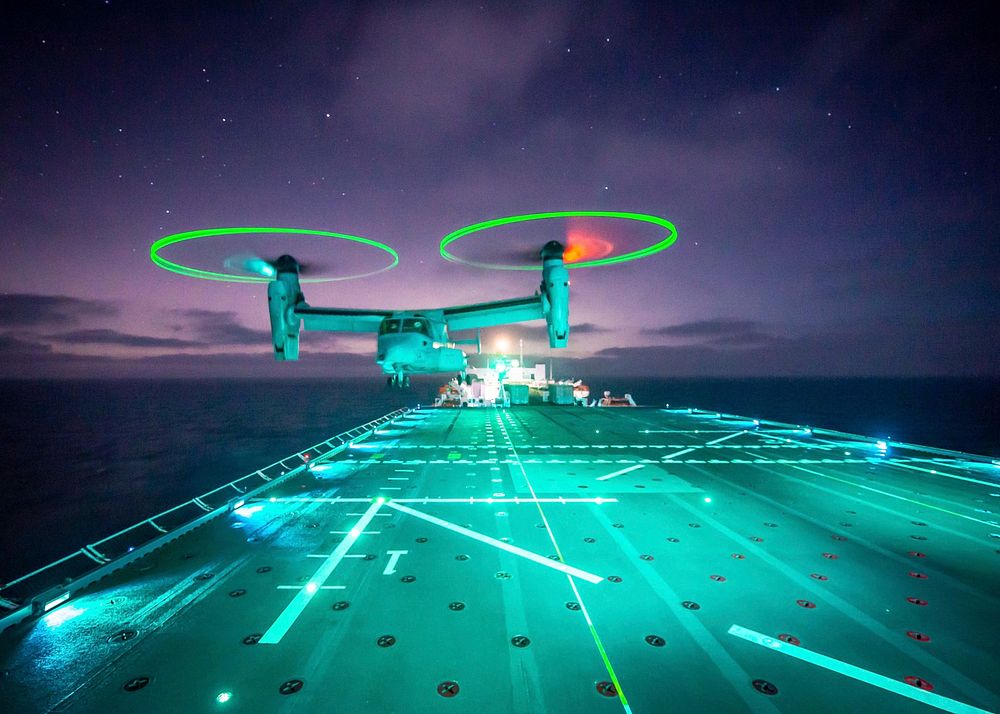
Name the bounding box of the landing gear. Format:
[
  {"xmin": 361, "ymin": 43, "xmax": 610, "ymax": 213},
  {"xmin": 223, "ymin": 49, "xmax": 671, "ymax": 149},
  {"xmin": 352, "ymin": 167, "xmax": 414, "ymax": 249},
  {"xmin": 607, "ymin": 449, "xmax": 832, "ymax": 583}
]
[{"xmin": 387, "ymin": 372, "xmax": 410, "ymax": 388}]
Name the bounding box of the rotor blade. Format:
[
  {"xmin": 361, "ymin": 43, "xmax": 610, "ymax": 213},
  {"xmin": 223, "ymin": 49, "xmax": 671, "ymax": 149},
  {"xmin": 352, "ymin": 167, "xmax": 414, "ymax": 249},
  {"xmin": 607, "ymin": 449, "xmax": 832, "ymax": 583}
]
[
  {"xmin": 295, "ymin": 260, "xmax": 333, "ymax": 275},
  {"xmin": 224, "ymin": 253, "xmax": 276, "ymax": 278},
  {"xmin": 489, "ymin": 245, "xmax": 544, "ymax": 264}
]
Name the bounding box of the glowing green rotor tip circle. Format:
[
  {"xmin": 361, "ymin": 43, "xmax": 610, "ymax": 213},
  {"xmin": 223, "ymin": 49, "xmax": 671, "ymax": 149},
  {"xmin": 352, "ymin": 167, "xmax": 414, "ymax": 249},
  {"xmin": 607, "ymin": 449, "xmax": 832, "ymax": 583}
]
[
  {"xmin": 438, "ymin": 211, "xmax": 678, "ymax": 271},
  {"xmin": 150, "ymin": 227, "xmax": 399, "ymax": 283}
]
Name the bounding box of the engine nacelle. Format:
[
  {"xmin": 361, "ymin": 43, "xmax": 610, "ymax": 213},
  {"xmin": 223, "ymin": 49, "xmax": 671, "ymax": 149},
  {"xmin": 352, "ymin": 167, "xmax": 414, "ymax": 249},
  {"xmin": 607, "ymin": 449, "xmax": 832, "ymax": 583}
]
[
  {"xmin": 541, "ymin": 241, "xmax": 569, "ymax": 348},
  {"xmin": 267, "ymin": 261, "xmax": 302, "ymax": 360}
]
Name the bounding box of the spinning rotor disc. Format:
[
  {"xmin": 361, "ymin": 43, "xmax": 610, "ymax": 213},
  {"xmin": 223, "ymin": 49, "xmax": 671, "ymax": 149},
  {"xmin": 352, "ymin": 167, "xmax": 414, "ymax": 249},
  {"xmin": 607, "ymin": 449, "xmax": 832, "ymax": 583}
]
[
  {"xmin": 438, "ymin": 211, "xmax": 678, "ymax": 271},
  {"xmin": 150, "ymin": 227, "xmax": 399, "ymax": 283}
]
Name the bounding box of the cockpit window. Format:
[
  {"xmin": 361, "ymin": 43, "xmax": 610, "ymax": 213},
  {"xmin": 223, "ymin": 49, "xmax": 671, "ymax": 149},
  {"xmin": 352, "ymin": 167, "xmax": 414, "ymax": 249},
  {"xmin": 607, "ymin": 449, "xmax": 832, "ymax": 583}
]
[
  {"xmin": 379, "ymin": 318, "xmax": 401, "ymax": 335},
  {"xmin": 402, "ymin": 318, "xmax": 430, "ymax": 336}
]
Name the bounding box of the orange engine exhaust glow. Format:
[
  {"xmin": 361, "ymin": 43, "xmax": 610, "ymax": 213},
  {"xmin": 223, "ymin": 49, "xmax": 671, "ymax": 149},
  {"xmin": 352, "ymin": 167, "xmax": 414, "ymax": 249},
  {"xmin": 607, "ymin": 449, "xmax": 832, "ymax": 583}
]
[{"xmin": 563, "ymin": 231, "xmax": 614, "ymax": 263}]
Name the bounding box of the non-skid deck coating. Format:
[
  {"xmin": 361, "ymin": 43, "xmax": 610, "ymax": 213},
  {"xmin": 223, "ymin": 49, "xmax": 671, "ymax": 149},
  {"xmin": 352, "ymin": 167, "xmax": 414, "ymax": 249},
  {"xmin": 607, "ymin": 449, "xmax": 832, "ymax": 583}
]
[{"xmin": 2, "ymin": 406, "xmax": 999, "ymax": 713}]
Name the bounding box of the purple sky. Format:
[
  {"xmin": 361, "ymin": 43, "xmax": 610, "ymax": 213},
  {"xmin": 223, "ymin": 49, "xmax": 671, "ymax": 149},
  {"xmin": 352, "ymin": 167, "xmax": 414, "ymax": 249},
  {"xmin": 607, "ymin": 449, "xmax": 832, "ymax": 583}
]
[{"xmin": 1, "ymin": 2, "xmax": 997, "ymax": 378}]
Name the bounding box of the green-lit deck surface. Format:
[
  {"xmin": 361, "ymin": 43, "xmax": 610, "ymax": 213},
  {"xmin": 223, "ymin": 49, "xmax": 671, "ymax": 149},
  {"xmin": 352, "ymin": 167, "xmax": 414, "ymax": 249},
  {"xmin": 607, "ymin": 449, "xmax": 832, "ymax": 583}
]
[{"xmin": 2, "ymin": 406, "xmax": 999, "ymax": 713}]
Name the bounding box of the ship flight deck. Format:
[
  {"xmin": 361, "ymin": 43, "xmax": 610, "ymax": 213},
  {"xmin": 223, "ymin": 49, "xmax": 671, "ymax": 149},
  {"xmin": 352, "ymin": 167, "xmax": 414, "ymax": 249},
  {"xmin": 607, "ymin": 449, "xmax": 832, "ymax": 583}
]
[{"xmin": 1, "ymin": 406, "xmax": 998, "ymax": 713}]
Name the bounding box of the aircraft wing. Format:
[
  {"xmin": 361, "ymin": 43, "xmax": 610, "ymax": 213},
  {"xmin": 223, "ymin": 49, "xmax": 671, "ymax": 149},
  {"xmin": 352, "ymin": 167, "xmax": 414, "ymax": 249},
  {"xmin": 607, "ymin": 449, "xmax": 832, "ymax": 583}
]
[
  {"xmin": 295, "ymin": 305, "xmax": 392, "ymax": 333},
  {"xmin": 442, "ymin": 295, "xmax": 545, "ymax": 332}
]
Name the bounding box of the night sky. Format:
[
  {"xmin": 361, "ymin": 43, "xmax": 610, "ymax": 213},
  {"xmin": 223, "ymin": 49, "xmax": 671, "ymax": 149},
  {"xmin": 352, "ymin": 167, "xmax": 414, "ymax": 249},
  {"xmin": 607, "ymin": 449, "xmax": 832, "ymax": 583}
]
[{"xmin": 1, "ymin": 1, "xmax": 997, "ymax": 379}]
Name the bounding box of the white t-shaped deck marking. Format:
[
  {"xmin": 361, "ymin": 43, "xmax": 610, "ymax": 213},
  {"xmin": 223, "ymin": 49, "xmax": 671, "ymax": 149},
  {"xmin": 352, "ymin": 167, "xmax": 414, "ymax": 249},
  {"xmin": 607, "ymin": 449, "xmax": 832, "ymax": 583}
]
[{"xmin": 383, "ymin": 550, "xmax": 408, "ymax": 575}]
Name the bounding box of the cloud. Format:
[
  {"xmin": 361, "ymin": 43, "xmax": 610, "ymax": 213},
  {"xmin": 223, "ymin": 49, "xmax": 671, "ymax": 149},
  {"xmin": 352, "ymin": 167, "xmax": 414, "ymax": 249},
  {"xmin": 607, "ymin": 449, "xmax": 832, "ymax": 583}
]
[
  {"xmin": 566, "ymin": 317, "xmax": 997, "ymax": 377},
  {"xmin": 49, "ymin": 329, "xmax": 203, "ymax": 348},
  {"xmin": 0, "ymin": 334, "xmax": 53, "ymax": 354},
  {"xmin": 172, "ymin": 309, "xmax": 264, "ymax": 345},
  {"xmin": 509, "ymin": 322, "xmax": 610, "ymax": 340},
  {"xmin": 171, "ymin": 308, "xmax": 343, "ymax": 348},
  {"xmin": 643, "ymin": 319, "xmax": 761, "ymax": 338},
  {"xmin": 641, "ymin": 318, "xmax": 784, "ymax": 350},
  {"xmin": 705, "ymin": 331, "xmax": 784, "ymax": 349},
  {"xmin": 0, "ymin": 294, "xmax": 117, "ymax": 327},
  {"xmin": 797, "ymin": 2, "xmax": 900, "ymax": 88},
  {"xmin": 0, "ymin": 348, "xmax": 378, "ymax": 380},
  {"xmin": 327, "ymin": 3, "xmax": 568, "ymax": 138}
]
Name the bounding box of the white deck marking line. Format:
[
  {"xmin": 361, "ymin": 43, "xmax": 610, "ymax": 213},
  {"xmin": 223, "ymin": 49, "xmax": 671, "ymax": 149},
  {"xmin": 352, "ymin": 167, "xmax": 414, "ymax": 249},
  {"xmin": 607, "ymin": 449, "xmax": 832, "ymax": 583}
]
[
  {"xmin": 385, "ymin": 502, "xmax": 602, "ymax": 584},
  {"xmin": 596, "ymin": 464, "xmax": 645, "ymax": 482},
  {"xmin": 671, "ymin": 487, "xmax": 996, "ymax": 701},
  {"xmin": 277, "ymin": 585, "xmax": 346, "ymax": 590},
  {"xmin": 393, "ymin": 497, "xmax": 619, "ymax": 504},
  {"xmin": 886, "ymin": 459, "xmax": 1000, "ymax": 490},
  {"xmin": 645, "ymin": 428, "xmax": 732, "ymax": 433},
  {"xmin": 329, "ymin": 530, "xmax": 381, "ymax": 535},
  {"xmin": 662, "ymin": 447, "xmax": 697, "ymax": 460},
  {"xmin": 258, "ymin": 497, "xmax": 370, "ymax": 503},
  {"xmin": 387, "ymin": 477, "xmax": 409, "ymax": 481},
  {"xmin": 500, "ymin": 414, "xmax": 631, "ymax": 713},
  {"xmin": 260, "ymin": 499, "xmax": 382, "ymax": 644},
  {"xmin": 381, "ymin": 487, "xmax": 403, "ymax": 491},
  {"xmin": 394, "ymin": 468, "xmax": 415, "ymax": 472},
  {"xmin": 787, "ymin": 464, "xmax": 1000, "ymax": 529},
  {"xmin": 696, "ymin": 466, "xmax": 994, "ymax": 604},
  {"xmin": 728, "ymin": 624, "xmax": 992, "ymax": 714},
  {"xmin": 704, "ymin": 431, "xmax": 745, "ymax": 446},
  {"xmin": 346, "ymin": 512, "xmax": 393, "ymax": 516}
]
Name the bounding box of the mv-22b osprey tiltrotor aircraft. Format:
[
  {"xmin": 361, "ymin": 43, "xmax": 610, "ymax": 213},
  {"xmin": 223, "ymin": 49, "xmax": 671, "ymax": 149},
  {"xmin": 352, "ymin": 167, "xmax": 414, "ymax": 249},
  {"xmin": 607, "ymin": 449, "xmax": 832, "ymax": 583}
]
[{"xmin": 257, "ymin": 241, "xmax": 569, "ymax": 386}]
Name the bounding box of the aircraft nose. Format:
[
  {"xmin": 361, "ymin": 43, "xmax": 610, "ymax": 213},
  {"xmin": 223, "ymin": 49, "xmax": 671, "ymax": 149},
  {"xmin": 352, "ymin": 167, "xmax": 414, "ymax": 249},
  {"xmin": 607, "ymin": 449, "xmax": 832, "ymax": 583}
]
[{"xmin": 378, "ymin": 334, "xmax": 419, "ymax": 366}]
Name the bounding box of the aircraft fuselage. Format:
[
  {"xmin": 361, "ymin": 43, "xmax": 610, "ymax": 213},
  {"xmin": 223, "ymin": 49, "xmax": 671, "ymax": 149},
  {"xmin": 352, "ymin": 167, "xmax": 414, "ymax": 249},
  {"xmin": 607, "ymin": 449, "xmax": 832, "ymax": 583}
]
[{"xmin": 375, "ymin": 311, "xmax": 466, "ymax": 378}]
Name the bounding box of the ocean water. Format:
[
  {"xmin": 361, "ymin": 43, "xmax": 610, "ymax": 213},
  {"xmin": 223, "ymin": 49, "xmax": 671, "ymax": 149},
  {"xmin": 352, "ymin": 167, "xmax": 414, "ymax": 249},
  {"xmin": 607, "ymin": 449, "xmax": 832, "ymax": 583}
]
[{"xmin": 0, "ymin": 377, "xmax": 997, "ymax": 582}]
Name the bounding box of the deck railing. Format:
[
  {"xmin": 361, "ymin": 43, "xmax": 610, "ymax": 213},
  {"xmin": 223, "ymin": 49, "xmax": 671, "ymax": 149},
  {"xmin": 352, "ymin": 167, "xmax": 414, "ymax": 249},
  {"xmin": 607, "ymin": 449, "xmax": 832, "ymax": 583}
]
[{"xmin": 0, "ymin": 407, "xmax": 412, "ymax": 631}]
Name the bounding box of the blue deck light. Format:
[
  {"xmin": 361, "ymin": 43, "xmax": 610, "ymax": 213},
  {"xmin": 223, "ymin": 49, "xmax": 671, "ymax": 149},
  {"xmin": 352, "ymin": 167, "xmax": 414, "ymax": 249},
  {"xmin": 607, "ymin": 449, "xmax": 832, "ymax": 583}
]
[
  {"xmin": 44, "ymin": 604, "xmax": 85, "ymax": 628},
  {"xmin": 43, "ymin": 592, "xmax": 71, "ymax": 612}
]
